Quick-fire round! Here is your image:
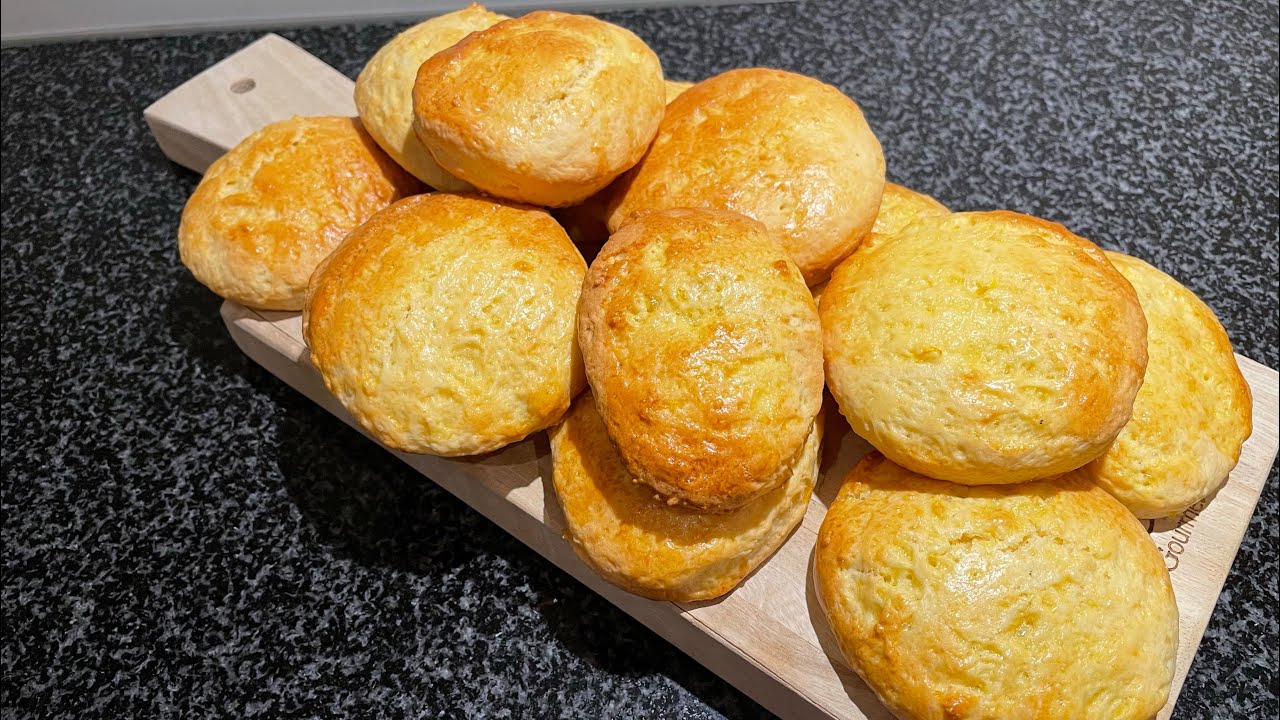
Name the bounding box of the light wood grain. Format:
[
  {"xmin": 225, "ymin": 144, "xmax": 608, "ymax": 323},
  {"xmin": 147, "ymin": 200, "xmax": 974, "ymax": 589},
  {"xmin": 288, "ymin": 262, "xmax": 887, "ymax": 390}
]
[
  {"xmin": 143, "ymin": 34, "xmax": 355, "ymax": 173},
  {"xmin": 151, "ymin": 35, "xmax": 1280, "ymax": 720}
]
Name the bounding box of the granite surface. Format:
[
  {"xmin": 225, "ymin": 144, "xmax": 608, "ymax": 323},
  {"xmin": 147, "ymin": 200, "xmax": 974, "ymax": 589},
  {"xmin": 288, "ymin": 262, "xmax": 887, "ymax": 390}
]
[{"xmin": 2, "ymin": 0, "xmax": 1277, "ymax": 717}]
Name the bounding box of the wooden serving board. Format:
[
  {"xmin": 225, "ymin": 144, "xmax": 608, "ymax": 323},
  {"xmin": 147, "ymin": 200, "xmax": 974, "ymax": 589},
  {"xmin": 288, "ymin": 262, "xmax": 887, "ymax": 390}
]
[{"xmin": 147, "ymin": 34, "xmax": 1280, "ymax": 720}]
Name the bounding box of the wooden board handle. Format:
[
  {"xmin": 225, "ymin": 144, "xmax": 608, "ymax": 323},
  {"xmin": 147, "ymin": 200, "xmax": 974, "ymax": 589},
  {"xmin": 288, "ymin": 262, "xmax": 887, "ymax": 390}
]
[{"xmin": 143, "ymin": 34, "xmax": 356, "ymax": 173}]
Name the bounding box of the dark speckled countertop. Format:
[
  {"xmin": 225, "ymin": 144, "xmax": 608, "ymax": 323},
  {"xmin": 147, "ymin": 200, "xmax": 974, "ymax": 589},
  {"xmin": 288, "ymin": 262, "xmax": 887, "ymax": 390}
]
[{"xmin": 2, "ymin": 1, "xmax": 1277, "ymax": 717}]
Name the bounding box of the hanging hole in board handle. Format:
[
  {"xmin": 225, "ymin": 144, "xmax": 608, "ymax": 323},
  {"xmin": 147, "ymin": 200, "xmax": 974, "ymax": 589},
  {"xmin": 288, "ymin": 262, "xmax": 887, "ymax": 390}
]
[{"xmin": 230, "ymin": 78, "xmax": 256, "ymax": 94}]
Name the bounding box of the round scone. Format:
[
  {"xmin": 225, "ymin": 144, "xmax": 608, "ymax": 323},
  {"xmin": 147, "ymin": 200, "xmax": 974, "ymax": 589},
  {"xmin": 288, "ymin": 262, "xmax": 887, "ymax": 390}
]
[
  {"xmin": 606, "ymin": 68, "xmax": 886, "ymax": 285},
  {"xmin": 304, "ymin": 193, "xmax": 587, "ymax": 456},
  {"xmin": 1082, "ymin": 252, "xmax": 1252, "ymax": 518},
  {"xmin": 354, "ymin": 4, "xmax": 507, "ymax": 191},
  {"xmin": 810, "ymin": 182, "xmax": 948, "ymax": 303},
  {"xmin": 815, "ymin": 453, "xmax": 1179, "ymax": 720},
  {"xmin": 178, "ymin": 116, "xmax": 418, "ymax": 310},
  {"xmin": 578, "ymin": 208, "xmax": 824, "ymax": 511},
  {"xmin": 821, "ymin": 211, "xmax": 1148, "ymax": 484},
  {"xmin": 551, "ymin": 393, "xmax": 820, "ymax": 601},
  {"xmin": 413, "ymin": 11, "xmax": 665, "ymax": 207}
]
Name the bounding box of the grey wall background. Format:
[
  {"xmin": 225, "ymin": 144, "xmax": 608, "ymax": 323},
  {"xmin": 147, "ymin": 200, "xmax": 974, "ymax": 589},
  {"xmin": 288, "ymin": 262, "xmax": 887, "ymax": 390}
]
[{"xmin": 0, "ymin": 0, "xmax": 782, "ymax": 43}]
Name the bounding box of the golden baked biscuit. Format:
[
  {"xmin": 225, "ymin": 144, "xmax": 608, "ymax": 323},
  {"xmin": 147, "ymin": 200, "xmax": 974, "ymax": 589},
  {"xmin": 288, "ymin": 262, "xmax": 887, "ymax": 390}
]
[
  {"xmin": 579, "ymin": 208, "xmax": 824, "ymax": 511},
  {"xmin": 304, "ymin": 193, "xmax": 587, "ymax": 456},
  {"xmin": 413, "ymin": 11, "xmax": 665, "ymax": 207},
  {"xmin": 354, "ymin": 4, "xmax": 507, "ymax": 191},
  {"xmin": 857, "ymin": 181, "xmax": 949, "ymax": 253},
  {"xmin": 821, "ymin": 211, "xmax": 1148, "ymax": 484},
  {"xmin": 664, "ymin": 79, "xmax": 694, "ymax": 103},
  {"xmin": 178, "ymin": 116, "xmax": 417, "ymax": 310},
  {"xmin": 553, "ymin": 79, "xmax": 701, "ymax": 254},
  {"xmin": 550, "ymin": 393, "xmax": 819, "ymax": 601},
  {"xmin": 1083, "ymin": 252, "xmax": 1252, "ymax": 518},
  {"xmin": 810, "ymin": 182, "xmax": 948, "ymax": 303},
  {"xmin": 606, "ymin": 68, "xmax": 886, "ymax": 285},
  {"xmin": 815, "ymin": 453, "xmax": 1179, "ymax": 720}
]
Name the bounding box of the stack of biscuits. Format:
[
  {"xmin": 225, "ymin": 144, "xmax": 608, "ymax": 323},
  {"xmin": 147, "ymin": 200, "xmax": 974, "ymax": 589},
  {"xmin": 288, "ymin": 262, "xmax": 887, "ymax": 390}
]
[{"xmin": 175, "ymin": 5, "xmax": 1254, "ymax": 718}]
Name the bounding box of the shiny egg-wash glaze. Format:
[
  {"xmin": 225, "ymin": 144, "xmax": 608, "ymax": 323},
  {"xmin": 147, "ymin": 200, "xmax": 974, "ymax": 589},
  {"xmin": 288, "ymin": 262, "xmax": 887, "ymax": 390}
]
[
  {"xmin": 578, "ymin": 208, "xmax": 824, "ymax": 512},
  {"xmin": 815, "ymin": 453, "xmax": 1179, "ymax": 720},
  {"xmin": 607, "ymin": 68, "xmax": 886, "ymax": 286},
  {"xmin": 304, "ymin": 193, "xmax": 587, "ymax": 456},
  {"xmin": 821, "ymin": 211, "xmax": 1148, "ymax": 484},
  {"xmin": 550, "ymin": 394, "xmax": 820, "ymax": 601},
  {"xmin": 413, "ymin": 11, "xmax": 665, "ymax": 207},
  {"xmin": 179, "ymin": 116, "xmax": 418, "ymax": 311}
]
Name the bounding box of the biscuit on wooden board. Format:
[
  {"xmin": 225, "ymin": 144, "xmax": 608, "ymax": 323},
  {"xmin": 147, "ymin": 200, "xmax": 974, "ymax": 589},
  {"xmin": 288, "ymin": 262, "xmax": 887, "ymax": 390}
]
[
  {"xmin": 304, "ymin": 193, "xmax": 587, "ymax": 456},
  {"xmin": 578, "ymin": 208, "xmax": 824, "ymax": 511},
  {"xmin": 606, "ymin": 67, "xmax": 886, "ymax": 285},
  {"xmin": 553, "ymin": 77, "xmax": 701, "ymax": 257},
  {"xmin": 178, "ymin": 115, "xmax": 418, "ymax": 311},
  {"xmin": 413, "ymin": 11, "xmax": 665, "ymax": 207},
  {"xmin": 1084, "ymin": 251, "xmax": 1252, "ymax": 519},
  {"xmin": 550, "ymin": 393, "xmax": 819, "ymax": 601},
  {"xmin": 821, "ymin": 210, "xmax": 1148, "ymax": 484},
  {"xmin": 856, "ymin": 181, "xmax": 950, "ymax": 253},
  {"xmin": 810, "ymin": 182, "xmax": 949, "ymax": 304},
  {"xmin": 815, "ymin": 453, "xmax": 1179, "ymax": 720},
  {"xmin": 664, "ymin": 79, "xmax": 694, "ymax": 103}
]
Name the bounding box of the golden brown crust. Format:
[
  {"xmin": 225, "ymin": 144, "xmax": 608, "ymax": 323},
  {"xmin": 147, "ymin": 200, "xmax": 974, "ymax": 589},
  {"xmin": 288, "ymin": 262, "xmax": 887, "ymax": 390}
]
[
  {"xmin": 304, "ymin": 193, "xmax": 587, "ymax": 456},
  {"xmin": 552, "ymin": 78, "xmax": 702, "ymax": 254},
  {"xmin": 815, "ymin": 453, "xmax": 1179, "ymax": 720},
  {"xmin": 412, "ymin": 11, "xmax": 665, "ymax": 207},
  {"xmin": 812, "ymin": 183, "xmax": 949, "ymax": 304},
  {"xmin": 821, "ymin": 211, "xmax": 1148, "ymax": 484},
  {"xmin": 354, "ymin": 4, "xmax": 508, "ymax": 191},
  {"xmin": 858, "ymin": 181, "xmax": 950, "ymax": 253},
  {"xmin": 550, "ymin": 392, "xmax": 819, "ymax": 601},
  {"xmin": 578, "ymin": 208, "xmax": 824, "ymax": 511},
  {"xmin": 1084, "ymin": 252, "xmax": 1252, "ymax": 518},
  {"xmin": 178, "ymin": 116, "xmax": 418, "ymax": 310},
  {"xmin": 606, "ymin": 68, "xmax": 886, "ymax": 285}
]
